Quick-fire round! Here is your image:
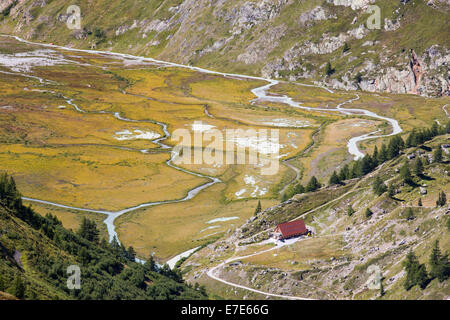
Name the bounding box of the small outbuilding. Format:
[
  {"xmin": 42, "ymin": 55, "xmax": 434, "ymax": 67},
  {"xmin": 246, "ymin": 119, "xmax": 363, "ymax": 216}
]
[{"xmin": 274, "ymin": 220, "xmax": 308, "ymax": 240}]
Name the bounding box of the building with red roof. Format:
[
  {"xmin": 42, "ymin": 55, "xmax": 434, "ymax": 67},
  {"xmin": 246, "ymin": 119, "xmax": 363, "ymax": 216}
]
[{"xmin": 274, "ymin": 220, "xmax": 308, "ymax": 240}]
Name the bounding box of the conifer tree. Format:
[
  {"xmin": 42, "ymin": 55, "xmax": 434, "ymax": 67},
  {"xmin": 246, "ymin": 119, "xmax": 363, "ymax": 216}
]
[
  {"xmin": 400, "ymin": 163, "xmax": 413, "ymax": 185},
  {"xmin": 436, "ymin": 191, "xmax": 447, "ymax": 207},
  {"xmin": 145, "ymin": 255, "xmax": 157, "ymax": 272},
  {"xmin": 329, "ymin": 171, "xmax": 341, "ymax": 185},
  {"xmin": 77, "ymin": 218, "xmax": 100, "ymax": 243},
  {"xmin": 0, "ymin": 274, "xmax": 5, "ymax": 291},
  {"xmin": 306, "ymin": 176, "xmax": 321, "ymax": 192},
  {"xmin": 11, "ymin": 275, "xmax": 26, "ymax": 299},
  {"xmin": 433, "ymin": 146, "xmax": 443, "ymax": 163},
  {"xmin": 372, "ymin": 177, "xmax": 387, "ymax": 196},
  {"xmin": 254, "ymin": 200, "xmax": 262, "ymax": 216},
  {"xmin": 378, "ymin": 144, "xmax": 388, "ymax": 164},
  {"xmin": 127, "ymin": 246, "xmax": 136, "ymax": 261},
  {"xmin": 388, "ymin": 184, "xmax": 396, "ymax": 198},
  {"xmin": 372, "ymin": 146, "xmax": 379, "ymax": 166},
  {"xmin": 429, "ymin": 241, "xmax": 443, "ymax": 280},
  {"xmin": 403, "ymin": 251, "xmax": 429, "ymax": 290},
  {"xmin": 414, "ymin": 157, "xmax": 424, "ymax": 176},
  {"xmin": 347, "ymin": 205, "xmax": 355, "ymax": 217},
  {"xmin": 325, "ymin": 61, "xmax": 334, "ymax": 76},
  {"xmin": 418, "ymin": 198, "xmax": 422, "ymax": 207},
  {"xmin": 342, "ymin": 42, "xmax": 350, "ymax": 53},
  {"xmin": 338, "ymin": 164, "xmax": 350, "ymax": 181},
  {"xmin": 405, "ymin": 207, "xmax": 414, "ymax": 221},
  {"xmin": 293, "ymin": 183, "xmax": 305, "ymax": 195},
  {"xmin": 379, "ymin": 279, "xmax": 385, "ymax": 297}
]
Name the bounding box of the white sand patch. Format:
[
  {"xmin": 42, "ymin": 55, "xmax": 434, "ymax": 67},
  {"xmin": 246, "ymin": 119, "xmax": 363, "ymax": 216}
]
[
  {"xmin": 262, "ymin": 118, "xmax": 310, "ymax": 128},
  {"xmin": 244, "ymin": 175, "xmax": 256, "ymax": 186},
  {"xmin": 228, "ymin": 135, "xmax": 284, "ymax": 155},
  {"xmin": 350, "ymin": 121, "xmax": 371, "ymax": 127},
  {"xmin": 235, "ymin": 188, "xmax": 246, "ymax": 198},
  {"xmin": 287, "ymin": 132, "xmax": 298, "ymax": 148},
  {"xmin": 0, "ymin": 50, "xmax": 71, "ymax": 72},
  {"xmin": 191, "ymin": 121, "xmax": 216, "ymax": 132},
  {"xmin": 199, "ymin": 225, "xmax": 220, "ymax": 233},
  {"xmin": 207, "ymin": 217, "xmax": 239, "ymax": 224},
  {"xmin": 242, "ymin": 174, "xmax": 268, "ymax": 197},
  {"xmin": 114, "ymin": 129, "xmax": 161, "ymax": 141},
  {"xmin": 197, "ymin": 231, "xmax": 221, "ymax": 240},
  {"xmin": 0, "ymin": 106, "xmax": 14, "ymax": 110},
  {"xmin": 251, "ymin": 186, "xmax": 267, "ymax": 197},
  {"xmin": 58, "ymin": 105, "xmax": 66, "ymax": 109}
]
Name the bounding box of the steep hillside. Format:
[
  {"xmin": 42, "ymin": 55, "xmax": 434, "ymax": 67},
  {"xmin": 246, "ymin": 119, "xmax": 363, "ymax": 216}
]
[
  {"xmin": 0, "ymin": 173, "xmax": 208, "ymax": 300},
  {"xmin": 0, "ymin": 0, "xmax": 448, "ymax": 96},
  {"xmin": 182, "ymin": 128, "xmax": 450, "ymax": 300}
]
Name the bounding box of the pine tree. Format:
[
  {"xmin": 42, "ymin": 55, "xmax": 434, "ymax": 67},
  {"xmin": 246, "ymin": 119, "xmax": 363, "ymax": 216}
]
[
  {"xmin": 349, "ymin": 161, "xmax": 361, "ymax": 178},
  {"xmin": 306, "ymin": 176, "xmax": 321, "ymax": 192},
  {"xmin": 361, "ymin": 155, "xmax": 374, "ymax": 175},
  {"xmin": 429, "ymin": 240, "xmax": 443, "ymax": 280},
  {"xmin": 127, "ymin": 246, "xmax": 136, "ymax": 261},
  {"xmin": 365, "ymin": 208, "xmax": 373, "ymax": 219},
  {"xmin": 342, "ymin": 42, "xmax": 350, "ymax": 53},
  {"xmin": 378, "ymin": 144, "xmax": 388, "ymax": 164},
  {"xmin": 347, "ymin": 205, "xmax": 355, "ymax": 217},
  {"xmin": 400, "ymin": 163, "xmax": 413, "ymax": 185},
  {"xmin": 373, "ymin": 177, "xmax": 387, "ymax": 196},
  {"xmin": 77, "ymin": 218, "xmax": 99, "ymax": 243},
  {"xmin": 388, "ymin": 184, "xmax": 396, "ymax": 198},
  {"xmin": 436, "ymin": 191, "xmax": 447, "ymax": 207},
  {"xmin": 403, "ymin": 250, "xmax": 429, "ymax": 290},
  {"xmin": 372, "ymin": 146, "xmax": 379, "ymax": 166},
  {"xmin": 293, "ymin": 183, "xmax": 305, "ymax": 195},
  {"xmin": 0, "ymin": 274, "xmax": 5, "ymax": 291},
  {"xmin": 418, "ymin": 198, "xmax": 422, "ymax": 207},
  {"xmin": 79, "ymin": 247, "xmax": 90, "ymax": 265},
  {"xmin": 406, "ymin": 131, "xmax": 415, "ymax": 147},
  {"xmin": 405, "ymin": 207, "xmax": 414, "ymax": 221},
  {"xmin": 145, "ymin": 254, "xmax": 157, "ymax": 272},
  {"xmin": 414, "ymin": 158, "xmax": 424, "ymax": 176},
  {"xmin": 433, "ymin": 146, "xmax": 443, "ymax": 163},
  {"xmin": 379, "ymin": 279, "xmax": 385, "ymax": 297},
  {"xmin": 415, "ymin": 264, "xmax": 429, "ymax": 289},
  {"xmin": 325, "ymin": 61, "xmax": 334, "ymax": 76},
  {"xmin": 329, "ymin": 171, "xmax": 341, "ymax": 185},
  {"xmin": 338, "ymin": 164, "xmax": 350, "ymax": 181},
  {"xmin": 254, "ymin": 200, "xmax": 262, "ymax": 216},
  {"xmin": 431, "ymin": 122, "xmax": 439, "ymax": 137},
  {"xmin": 11, "ymin": 275, "xmax": 26, "ymax": 299}
]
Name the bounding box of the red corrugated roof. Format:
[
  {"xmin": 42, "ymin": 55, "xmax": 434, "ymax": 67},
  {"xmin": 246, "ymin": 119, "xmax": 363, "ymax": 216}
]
[{"xmin": 276, "ymin": 220, "xmax": 307, "ymax": 238}]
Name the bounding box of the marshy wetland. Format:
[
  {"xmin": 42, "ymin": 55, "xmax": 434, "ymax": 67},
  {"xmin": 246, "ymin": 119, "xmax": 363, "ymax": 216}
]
[{"xmin": 0, "ymin": 35, "xmax": 448, "ymax": 263}]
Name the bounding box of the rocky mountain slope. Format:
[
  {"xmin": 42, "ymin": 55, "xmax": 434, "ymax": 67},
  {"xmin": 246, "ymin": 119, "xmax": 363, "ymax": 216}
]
[
  {"xmin": 0, "ymin": 0, "xmax": 449, "ymax": 97},
  {"xmin": 182, "ymin": 129, "xmax": 450, "ymax": 300}
]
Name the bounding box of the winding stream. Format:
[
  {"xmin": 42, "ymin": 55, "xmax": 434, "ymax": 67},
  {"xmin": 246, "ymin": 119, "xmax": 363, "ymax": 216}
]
[{"xmin": 2, "ymin": 35, "xmax": 403, "ymax": 261}]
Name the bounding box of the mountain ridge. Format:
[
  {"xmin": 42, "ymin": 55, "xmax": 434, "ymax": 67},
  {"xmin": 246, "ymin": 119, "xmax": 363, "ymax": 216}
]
[{"xmin": 1, "ymin": 0, "xmax": 449, "ymax": 97}]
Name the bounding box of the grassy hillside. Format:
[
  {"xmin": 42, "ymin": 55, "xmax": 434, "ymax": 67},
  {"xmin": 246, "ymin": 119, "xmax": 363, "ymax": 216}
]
[
  {"xmin": 0, "ymin": 173, "xmax": 208, "ymax": 300},
  {"xmin": 182, "ymin": 125, "xmax": 450, "ymax": 300}
]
